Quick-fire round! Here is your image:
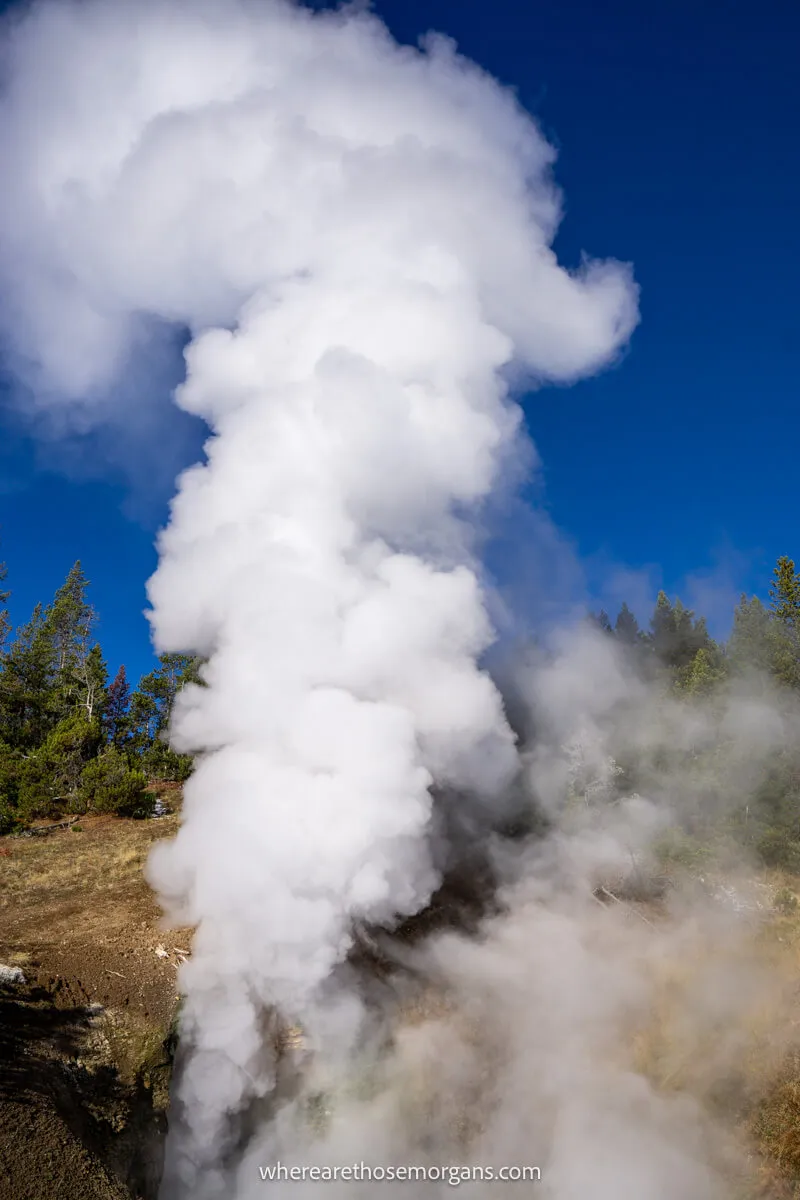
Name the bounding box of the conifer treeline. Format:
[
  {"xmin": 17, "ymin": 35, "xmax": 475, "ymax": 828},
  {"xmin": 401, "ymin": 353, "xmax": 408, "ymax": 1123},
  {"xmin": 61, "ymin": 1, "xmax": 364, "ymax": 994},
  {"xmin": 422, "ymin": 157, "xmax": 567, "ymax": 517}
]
[
  {"xmin": 587, "ymin": 555, "xmax": 800, "ymax": 872},
  {"xmin": 0, "ymin": 558, "xmax": 201, "ymax": 833},
  {"xmin": 589, "ymin": 554, "xmax": 800, "ymax": 695},
  {"xmin": 1, "ymin": 551, "xmax": 799, "ymax": 842}
]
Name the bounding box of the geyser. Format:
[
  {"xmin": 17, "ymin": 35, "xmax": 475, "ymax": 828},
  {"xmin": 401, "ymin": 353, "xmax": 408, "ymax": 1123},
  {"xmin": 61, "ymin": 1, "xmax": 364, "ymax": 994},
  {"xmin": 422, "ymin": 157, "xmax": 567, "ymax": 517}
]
[{"xmin": 0, "ymin": 0, "xmax": 647, "ymax": 1195}]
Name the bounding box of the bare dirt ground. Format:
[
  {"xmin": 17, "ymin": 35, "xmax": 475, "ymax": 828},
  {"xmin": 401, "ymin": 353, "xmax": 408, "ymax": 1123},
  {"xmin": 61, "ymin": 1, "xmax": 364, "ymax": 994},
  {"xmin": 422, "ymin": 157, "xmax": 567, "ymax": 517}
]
[
  {"xmin": 4, "ymin": 796, "xmax": 800, "ymax": 1200},
  {"xmin": 0, "ymin": 787, "xmax": 189, "ymax": 1200}
]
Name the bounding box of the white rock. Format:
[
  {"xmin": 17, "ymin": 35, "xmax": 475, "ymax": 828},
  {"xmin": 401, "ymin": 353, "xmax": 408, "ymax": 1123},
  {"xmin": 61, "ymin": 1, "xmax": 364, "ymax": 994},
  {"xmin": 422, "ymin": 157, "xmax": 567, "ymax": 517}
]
[{"xmin": 0, "ymin": 964, "xmax": 25, "ymax": 985}]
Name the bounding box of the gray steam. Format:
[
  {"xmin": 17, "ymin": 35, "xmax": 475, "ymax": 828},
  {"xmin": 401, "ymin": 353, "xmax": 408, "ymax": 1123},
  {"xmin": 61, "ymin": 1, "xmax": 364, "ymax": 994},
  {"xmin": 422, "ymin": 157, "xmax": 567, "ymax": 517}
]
[
  {"xmin": 224, "ymin": 630, "xmax": 795, "ymax": 1200},
  {"xmin": 2, "ymin": 3, "xmax": 783, "ymax": 1200}
]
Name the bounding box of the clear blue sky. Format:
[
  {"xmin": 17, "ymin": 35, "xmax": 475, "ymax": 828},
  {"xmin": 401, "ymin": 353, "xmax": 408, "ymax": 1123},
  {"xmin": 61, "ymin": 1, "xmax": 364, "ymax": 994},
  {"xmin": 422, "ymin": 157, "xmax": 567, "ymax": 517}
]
[{"xmin": 1, "ymin": 0, "xmax": 798, "ymax": 683}]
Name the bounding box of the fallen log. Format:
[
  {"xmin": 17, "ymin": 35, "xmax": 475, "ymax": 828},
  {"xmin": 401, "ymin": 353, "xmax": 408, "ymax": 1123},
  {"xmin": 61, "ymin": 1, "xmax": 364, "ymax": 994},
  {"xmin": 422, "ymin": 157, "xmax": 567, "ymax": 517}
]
[{"xmin": 14, "ymin": 815, "xmax": 81, "ymax": 838}]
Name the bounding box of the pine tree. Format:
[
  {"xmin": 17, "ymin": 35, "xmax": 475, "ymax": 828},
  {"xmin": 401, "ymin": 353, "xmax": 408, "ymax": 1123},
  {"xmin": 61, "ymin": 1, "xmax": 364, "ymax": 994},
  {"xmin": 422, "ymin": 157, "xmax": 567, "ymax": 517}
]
[
  {"xmin": 0, "ymin": 603, "xmax": 58, "ymax": 749},
  {"xmin": 129, "ymin": 653, "xmax": 202, "ymax": 741},
  {"xmin": 649, "ymin": 591, "xmax": 676, "ymax": 664},
  {"xmin": 0, "ymin": 740, "xmax": 21, "ymax": 834},
  {"xmin": 105, "ymin": 665, "xmax": 131, "ymax": 748},
  {"xmin": 47, "ymin": 562, "xmax": 94, "ymax": 669},
  {"xmin": 0, "ymin": 560, "xmax": 200, "ymax": 828},
  {"xmin": 649, "ymin": 592, "xmax": 712, "ymax": 673},
  {"xmin": 770, "ymin": 557, "xmax": 800, "ymax": 628},
  {"xmin": 0, "ymin": 552, "xmax": 10, "ymax": 652},
  {"xmin": 45, "ymin": 561, "xmax": 98, "ymax": 720},
  {"xmin": 588, "ymin": 609, "xmax": 614, "ymax": 636},
  {"xmin": 128, "ymin": 653, "xmax": 202, "ymax": 780},
  {"xmin": 673, "ymin": 599, "xmax": 703, "ymax": 669},
  {"xmin": 79, "ymin": 747, "xmax": 153, "ymax": 818},
  {"xmin": 614, "ymin": 602, "xmax": 641, "ymax": 646},
  {"xmin": 676, "ymin": 646, "xmax": 727, "ymax": 697},
  {"xmin": 769, "ymin": 556, "xmax": 800, "ymax": 688},
  {"xmin": 728, "ymin": 595, "xmax": 774, "ymax": 675},
  {"xmin": 16, "ymin": 711, "xmax": 102, "ymax": 820},
  {"xmin": 82, "ymin": 644, "xmax": 109, "ymax": 723}
]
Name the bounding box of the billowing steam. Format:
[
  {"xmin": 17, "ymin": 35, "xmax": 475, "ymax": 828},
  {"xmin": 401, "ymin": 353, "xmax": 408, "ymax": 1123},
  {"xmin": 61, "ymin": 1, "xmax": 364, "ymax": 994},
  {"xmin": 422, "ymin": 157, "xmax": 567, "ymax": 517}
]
[
  {"xmin": 4, "ymin": 3, "xmax": 787, "ymax": 1200},
  {"xmin": 0, "ymin": 0, "xmax": 636, "ymax": 1185}
]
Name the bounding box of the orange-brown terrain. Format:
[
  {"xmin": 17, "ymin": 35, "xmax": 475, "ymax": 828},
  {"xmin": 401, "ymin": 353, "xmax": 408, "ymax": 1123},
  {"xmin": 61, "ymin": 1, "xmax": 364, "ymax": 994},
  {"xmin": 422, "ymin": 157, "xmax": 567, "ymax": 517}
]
[
  {"xmin": 4, "ymin": 796, "xmax": 800, "ymax": 1200},
  {"xmin": 0, "ymin": 788, "xmax": 188, "ymax": 1200}
]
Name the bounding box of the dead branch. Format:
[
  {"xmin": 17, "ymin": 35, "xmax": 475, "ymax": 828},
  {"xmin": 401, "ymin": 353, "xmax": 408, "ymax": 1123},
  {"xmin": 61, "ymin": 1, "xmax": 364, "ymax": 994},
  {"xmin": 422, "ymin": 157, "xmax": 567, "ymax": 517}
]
[{"xmin": 597, "ymin": 885, "xmax": 657, "ymax": 929}]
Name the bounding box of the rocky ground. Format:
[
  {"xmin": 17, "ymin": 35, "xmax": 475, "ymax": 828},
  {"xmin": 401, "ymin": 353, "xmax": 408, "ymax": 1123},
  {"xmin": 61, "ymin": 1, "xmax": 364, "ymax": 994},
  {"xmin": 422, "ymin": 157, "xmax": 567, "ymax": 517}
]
[
  {"xmin": 0, "ymin": 789, "xmax": 188, "ymax": 1200},
  {"xmin": 4, "ymin": 798, "xmax": 800, "ymax": 1200}
]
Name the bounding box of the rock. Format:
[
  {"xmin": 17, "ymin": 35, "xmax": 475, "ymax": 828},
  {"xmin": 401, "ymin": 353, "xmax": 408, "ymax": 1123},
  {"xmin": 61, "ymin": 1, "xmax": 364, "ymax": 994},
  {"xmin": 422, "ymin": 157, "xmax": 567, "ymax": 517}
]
[{"xmin": 0, "ymin": 963, "xmax": 26, "ymax": 985}]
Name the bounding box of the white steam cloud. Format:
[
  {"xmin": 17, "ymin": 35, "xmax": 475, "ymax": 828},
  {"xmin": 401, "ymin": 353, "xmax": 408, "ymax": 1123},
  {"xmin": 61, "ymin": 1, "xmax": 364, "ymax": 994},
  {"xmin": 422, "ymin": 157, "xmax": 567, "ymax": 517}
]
[{"xmin": 0, "ymin": 0, "xmax": 645, "ymax": 1195}]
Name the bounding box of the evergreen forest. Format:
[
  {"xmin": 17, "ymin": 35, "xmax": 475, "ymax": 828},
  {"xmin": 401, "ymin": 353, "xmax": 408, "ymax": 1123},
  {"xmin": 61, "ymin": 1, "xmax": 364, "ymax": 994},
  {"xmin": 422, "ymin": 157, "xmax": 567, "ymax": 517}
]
[
  {"xmin": 0, "ymin": 557, "xmax": 200, "ymax": 832},
  {"xmin": 2, "ymin": 550, "xmax": 800, "ymax": 876}
]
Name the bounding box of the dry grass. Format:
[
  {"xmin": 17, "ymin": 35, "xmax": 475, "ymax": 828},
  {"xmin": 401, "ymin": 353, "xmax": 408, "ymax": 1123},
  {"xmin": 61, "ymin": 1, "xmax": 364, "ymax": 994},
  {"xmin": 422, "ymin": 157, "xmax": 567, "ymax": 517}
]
[
  {"xmin": 743, "ymin": 879, "xmax": 800, "ymax": 1197},
  {"xmin": 5, "ymin": 810, "xmax": 800, "ymax": 1195},
  {"xmin": 753, "ymin": 1064, "xmax": 800, "ymax": 1177},
  {"xmin": 0, "ymin": 804, "xmax": 187, "ymax": 1200},
  {"xmin": 0, "ymin": 811, "xmax": 184, "ymax": 963},
  {"xmin": 0, "ymin": 805, "xmax": 190, "ymax": 1031},
  {"xmin": 1, "ymin": 813, "xmax": 179, "ymax": 910},
  {"xmin": 622, "ymin": 870, "xmax": 800, "ymax": 1197}
]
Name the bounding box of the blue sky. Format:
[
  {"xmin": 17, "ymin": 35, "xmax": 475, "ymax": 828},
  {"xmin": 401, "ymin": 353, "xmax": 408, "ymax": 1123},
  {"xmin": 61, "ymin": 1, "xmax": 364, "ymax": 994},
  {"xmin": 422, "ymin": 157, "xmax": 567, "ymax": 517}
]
[{"xmin": 1, "ymin": 0, "xmax": 798, "ymax": 683}]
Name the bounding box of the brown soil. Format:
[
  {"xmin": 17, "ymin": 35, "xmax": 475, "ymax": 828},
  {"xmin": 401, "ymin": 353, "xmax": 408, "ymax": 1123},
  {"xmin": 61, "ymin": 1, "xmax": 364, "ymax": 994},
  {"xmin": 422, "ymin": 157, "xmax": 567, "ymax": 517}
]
[
  {"xmin": 0, "ymin": 791, "xmax": 190, "ymax": 1200},
  {"xmin": 4, "ymin": 797, "xmax": 800, "ymax": 1200}
]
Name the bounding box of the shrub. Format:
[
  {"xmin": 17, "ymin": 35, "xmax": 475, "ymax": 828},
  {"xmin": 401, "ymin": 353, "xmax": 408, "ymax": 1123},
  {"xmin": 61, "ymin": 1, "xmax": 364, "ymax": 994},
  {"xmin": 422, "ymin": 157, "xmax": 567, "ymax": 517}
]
[
  {"xmin": 773, "ymin": 886, "xmax": 798, "ymax": 914},
  {"xmin": 79, "ymin": 748, "xmax": 155, "ymax": 819},
  {"xmin": 141, "ymin": 739, "xmax": 193, "ymax": 783},
  {"xmin": 653, "ymin": 827, "xmax": 713, "ymax": 871},
  {"xmin": 12, "ymin": 714, "xmax": 103, "ymax": 824},
  {"xmin": 752, "ymin": 1058, "xmax": 800, "ymax": 1182},
  {"xmin": 757, "ymin": 828, "xmax": 800, "ymax": 874},
  {"xmin": 0, "ymin": 742, "xmax": 21, "ymax": 834}
]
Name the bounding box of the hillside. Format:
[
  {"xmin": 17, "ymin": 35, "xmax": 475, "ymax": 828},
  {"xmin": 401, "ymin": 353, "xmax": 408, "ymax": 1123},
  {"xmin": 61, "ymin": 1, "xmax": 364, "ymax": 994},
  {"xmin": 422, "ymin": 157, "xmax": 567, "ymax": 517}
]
[
  {"xmin": 5, "ymin": 796, "xmax": 800, "ymax": 1199},
  {"xmin": 0, "ymin": 789, "xmax": 187, "ymax": 1200}
]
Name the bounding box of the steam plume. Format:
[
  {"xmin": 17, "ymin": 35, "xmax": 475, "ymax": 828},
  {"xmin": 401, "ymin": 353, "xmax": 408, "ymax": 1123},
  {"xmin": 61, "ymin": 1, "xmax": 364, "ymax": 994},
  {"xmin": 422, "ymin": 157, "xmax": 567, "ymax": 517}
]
[{"xmin": 0, "ymin": 0, "xmax": 644, "ymax": 1193}]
